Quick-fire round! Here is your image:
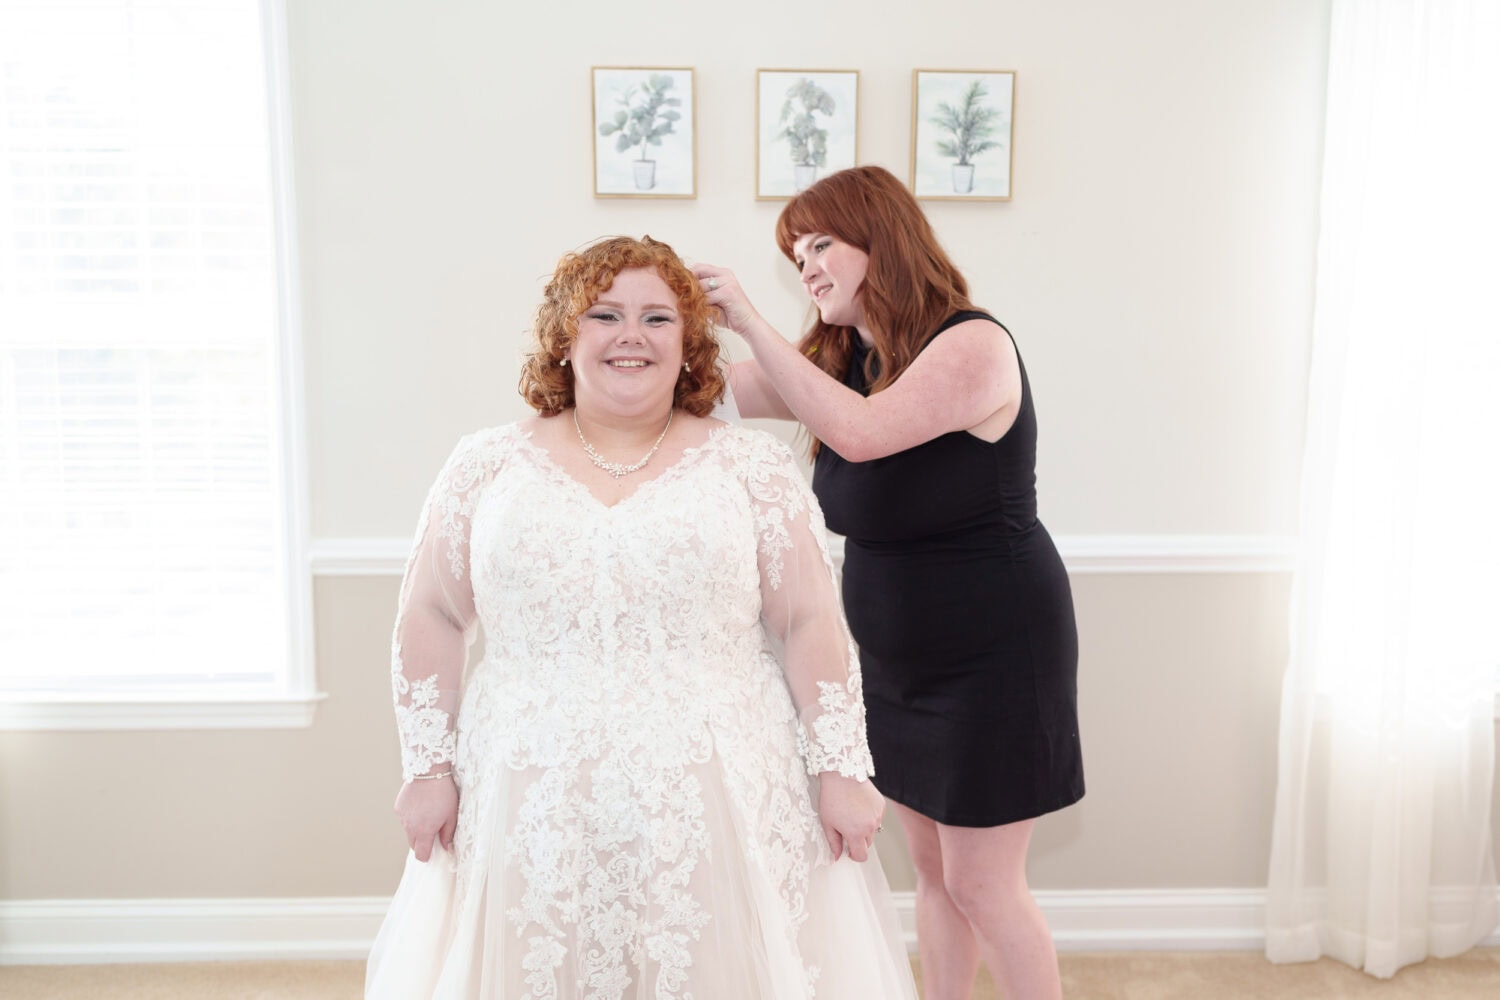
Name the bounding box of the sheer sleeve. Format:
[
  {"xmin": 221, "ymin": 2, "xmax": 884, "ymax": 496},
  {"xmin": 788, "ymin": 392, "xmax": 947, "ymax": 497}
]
[
  {"xmin": 390, "ymin": 430, "xmax": 509, "ymax": 782},
  {"xmin": 744, "ymin": 436, "xmax": 875, "ymax": 781}
]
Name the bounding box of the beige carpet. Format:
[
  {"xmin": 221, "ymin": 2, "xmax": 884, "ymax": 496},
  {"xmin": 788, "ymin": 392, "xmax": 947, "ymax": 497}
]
[{"xmin": 1, "ymin": 950, "xmax": 1497, "ymax": 999}]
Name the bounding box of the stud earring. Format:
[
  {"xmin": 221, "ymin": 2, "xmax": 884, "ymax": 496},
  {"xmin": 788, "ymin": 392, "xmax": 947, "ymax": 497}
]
[{"xmin": 560, "ymin": 357, "xmax": 568, "ymax": 367}]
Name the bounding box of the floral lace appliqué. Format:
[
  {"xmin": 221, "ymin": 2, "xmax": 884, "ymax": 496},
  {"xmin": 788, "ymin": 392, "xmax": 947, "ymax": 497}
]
[
  {"xmin": 392, "ymin": 671, "xmax": 459, "ymax": 781},
  {"xmin": 385, "ymin": 424, "xmax": 878, "ymax": 995},
  {"xmin": 799, "ymin": 678, "xmax": 876, "ymax": 780}
]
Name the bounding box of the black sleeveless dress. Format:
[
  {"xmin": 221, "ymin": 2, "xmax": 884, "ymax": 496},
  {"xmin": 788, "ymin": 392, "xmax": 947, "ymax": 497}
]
[{"xmin": 813, "ymin": 311, "xmax": 1084, "ymax": 827}]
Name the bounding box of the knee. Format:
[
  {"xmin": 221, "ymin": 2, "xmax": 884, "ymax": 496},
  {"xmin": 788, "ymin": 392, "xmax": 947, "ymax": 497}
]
[
  {"xmin": 900, "ymin": 824, "xmax": 947, "ymax": 889},
  {"xmin": 944, "ymin": 875, "xmax": 994, "ymax": 922},
  {"xmin": 943, "ymin": 869, "xmax": 1022, "ymax": 922},
  {"xmin": 907, "ymin": 838, "xmax": 947, "ymax": 889}
]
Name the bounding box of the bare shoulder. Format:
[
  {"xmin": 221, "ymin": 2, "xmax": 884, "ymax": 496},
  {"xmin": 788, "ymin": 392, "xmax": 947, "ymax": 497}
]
[
  {"xmin": 892, "ymin": 318, "xmax": 1018, "ymax": 396},
  {"xmin": 920, "ymin": 317, "xmax": 1017, "ymax": 368}
]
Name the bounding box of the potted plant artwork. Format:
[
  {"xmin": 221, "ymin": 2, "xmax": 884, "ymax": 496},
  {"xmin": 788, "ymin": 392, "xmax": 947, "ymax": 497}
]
[
  {"xmin": 755, "ymin": 70, "xmax": 858, "ymax": 199},
  {"xmin": 777, "ymin": 77, "xmax": 836, "ymax": 192},
  {"xmin": 597, "ymin": 73, "xmax": 683, "ymax": 191},
  {"xmin": 930, "ymin": 79, "xmax": 1003, "ymax": 194}
]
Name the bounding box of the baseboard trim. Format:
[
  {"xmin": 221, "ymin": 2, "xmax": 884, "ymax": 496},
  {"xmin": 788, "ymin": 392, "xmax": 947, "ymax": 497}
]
[
  {"xmin": 6, "ymin": 888, "xmax": 1492, "ymax": 965},
  {"xmin": 890, "ymin": 889, "xmax": 1271, "ymax": 952},
  {"xmin": 0, "ymin": 897, "xmax": 389, "ymax": 965},
  {"xmin": 8, "ymin": 888, "xmax": 1493, "ymax": 966},
  {"xmin": 309, "ymin": 534, "xmax": 1298, "ymax": 577}
]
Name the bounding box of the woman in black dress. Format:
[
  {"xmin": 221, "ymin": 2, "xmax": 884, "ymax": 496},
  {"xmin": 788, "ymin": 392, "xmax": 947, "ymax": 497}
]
[{"xmin": 694, "ymin": 165, "xmax": 1082, "ymax": 1000}]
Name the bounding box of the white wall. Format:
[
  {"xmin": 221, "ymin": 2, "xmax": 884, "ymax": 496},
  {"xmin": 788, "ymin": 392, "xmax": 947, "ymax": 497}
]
[{"xmin": 300, "ymin": 0, "xmax": 1325, "ymax": 539}]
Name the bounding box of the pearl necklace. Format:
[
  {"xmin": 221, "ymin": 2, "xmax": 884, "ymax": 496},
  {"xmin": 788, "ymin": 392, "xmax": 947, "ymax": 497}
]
[{"xmin": 573, "ymin": 408, "xmax": 673, "ymax": 479}]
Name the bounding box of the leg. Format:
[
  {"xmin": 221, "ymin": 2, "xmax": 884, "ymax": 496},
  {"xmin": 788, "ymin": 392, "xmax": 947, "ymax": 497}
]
[
  {"xmin": 891, "ymin": 801, "xmax": 981, "ymax": 1000},
  {"xmin": 938, "ymin": 819, "xmax": 1062, "ymax": 1000}
]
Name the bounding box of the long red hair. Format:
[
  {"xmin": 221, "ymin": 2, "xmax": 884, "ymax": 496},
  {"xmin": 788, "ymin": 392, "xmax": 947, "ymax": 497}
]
[{"xmin": 774, "ymin": 166, "xmax": 976, "ymax": 406}]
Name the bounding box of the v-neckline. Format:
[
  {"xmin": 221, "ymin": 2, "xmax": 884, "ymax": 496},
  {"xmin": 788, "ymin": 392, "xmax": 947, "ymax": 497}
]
[{"xmin": 516, "ymin": 422, "xmax": 730, "ymax": 511}]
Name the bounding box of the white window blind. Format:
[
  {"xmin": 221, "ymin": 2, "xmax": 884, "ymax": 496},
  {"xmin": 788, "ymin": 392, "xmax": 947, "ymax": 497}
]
[{"xmin": 0, "ymin": 0, "xmax": 312, "ymax": 722}]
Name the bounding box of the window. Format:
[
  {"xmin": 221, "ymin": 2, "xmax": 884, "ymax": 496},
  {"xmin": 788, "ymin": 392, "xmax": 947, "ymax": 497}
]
[{"xmin": 0, "ymin": 0, "xmax": 314, "ymax": 728}]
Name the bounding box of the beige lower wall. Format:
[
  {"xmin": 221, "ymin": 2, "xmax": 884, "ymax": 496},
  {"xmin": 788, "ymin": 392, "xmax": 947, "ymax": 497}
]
[
  {"xmin": 17, "ymin": 569, "xmax": 1488, "ymax": 902},
  {"xmin": 1029, "ymin": 572, "xmax": 1293, "ymax": 889},
  {"xmin": 0, "ymin": 577, "xmax": 407, "ymax": 900}
]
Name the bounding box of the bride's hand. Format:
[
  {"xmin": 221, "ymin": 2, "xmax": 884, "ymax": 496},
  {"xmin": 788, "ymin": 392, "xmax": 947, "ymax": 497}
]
[
  {"xmin": 691, "ymin": 264, "xmax": 764, "ymax": 338},
  {"xmin": 394, "ymin": 774, "xmax": 458, "ymax": 863},
  {"xmin": 816, "ymin": 772, "xmax": 885, "ymax": 862}
]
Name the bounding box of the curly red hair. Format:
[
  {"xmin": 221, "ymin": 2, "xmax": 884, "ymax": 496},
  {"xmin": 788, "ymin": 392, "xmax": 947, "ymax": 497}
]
[{"xmin": 519, "ymin": 236, "xmax": 725, "ymax": 417}]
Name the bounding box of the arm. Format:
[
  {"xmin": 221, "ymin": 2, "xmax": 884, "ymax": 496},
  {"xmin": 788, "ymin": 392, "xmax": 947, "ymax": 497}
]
[
  {"xmin": 389, "ymin": 435, "xmax": 493, "ymax": 861},
  {"xmin": 748, "ymin": 439, "xmax": 883, "ymax": 862},
  {"xmin": 728, "ymin": 358, "xmax": 796, "ymax": 421},
  {"xmin": 739, "ymin": 313, "xmax": 1017, "ymax": 461},
  {"xmin": 693, "ymin": 265, "xmax": 1017, "ymax": 461}
]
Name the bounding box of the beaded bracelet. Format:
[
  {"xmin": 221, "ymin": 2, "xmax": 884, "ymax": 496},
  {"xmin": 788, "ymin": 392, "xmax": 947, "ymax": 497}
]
[{"xmin": 410, "ymin": 770, "xmax": 453, "ymax": 781}]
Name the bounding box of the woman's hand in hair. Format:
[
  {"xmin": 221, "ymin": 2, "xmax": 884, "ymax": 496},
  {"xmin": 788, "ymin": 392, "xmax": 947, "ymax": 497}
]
[{"xmin": 691, "ymin": 264, "xmax": 763, "ymax": 339}]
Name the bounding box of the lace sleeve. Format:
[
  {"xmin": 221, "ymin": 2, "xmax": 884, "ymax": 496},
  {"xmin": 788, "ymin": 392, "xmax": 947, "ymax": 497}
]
[
  {"xmin": 390, "ymin": 429, "xmax": 509, "ymax": 782},
  {"xmin": 744, "ymin": 435, "xmax": 875, "ymax": 782}
]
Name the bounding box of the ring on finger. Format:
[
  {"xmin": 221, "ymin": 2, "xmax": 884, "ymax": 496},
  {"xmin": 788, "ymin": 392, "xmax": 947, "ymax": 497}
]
[{"xmin": 707, "ymin": 277, "xmax": 719, "ymax": 290}]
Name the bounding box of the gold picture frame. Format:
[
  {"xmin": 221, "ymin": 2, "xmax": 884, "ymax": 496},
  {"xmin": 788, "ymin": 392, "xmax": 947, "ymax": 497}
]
[
  {"xmin": 592, "ymin": 66, "xmax": 697, "ymax": 199},
  {"xmin": 910, "ymin": 69, "xmax": 1015, "ymax": 202},
  {"xmin": 755, "ymin": 69, "xmax": 859, "ymax": 200}
]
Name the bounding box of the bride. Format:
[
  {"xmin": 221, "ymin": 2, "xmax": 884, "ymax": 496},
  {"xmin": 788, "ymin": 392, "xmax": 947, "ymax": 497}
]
[{"xmin": 365, "ymin": 236, "xmax": 917, "ymax": 998}]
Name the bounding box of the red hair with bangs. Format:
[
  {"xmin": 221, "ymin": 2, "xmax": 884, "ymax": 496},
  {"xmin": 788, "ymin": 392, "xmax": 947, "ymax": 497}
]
[
  {"xmin": 775, "ymin": 165, "xmax": 976, "ymax": 402},
  {"xmin": 519, "ymin": 235, "xmax": 725, "ymax": 417}
]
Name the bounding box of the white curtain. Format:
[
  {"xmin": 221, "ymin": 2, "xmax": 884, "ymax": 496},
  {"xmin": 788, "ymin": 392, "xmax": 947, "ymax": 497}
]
[{"xmin": 1266, "ymin": 0, "xmax": 1500, "ymax": 978}]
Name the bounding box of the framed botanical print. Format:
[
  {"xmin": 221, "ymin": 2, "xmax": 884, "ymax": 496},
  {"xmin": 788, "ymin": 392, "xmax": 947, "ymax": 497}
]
[
  {"xmin": 592, "ymin": 66, "xmax": 696, "ymax": 198},
  {"xmin": 756, "ymin": 69, "xmax": 859, "ymax": 199},
  {"xmin": 911, "ymin": 69, "xmax": 1015, "ymax": 201}
]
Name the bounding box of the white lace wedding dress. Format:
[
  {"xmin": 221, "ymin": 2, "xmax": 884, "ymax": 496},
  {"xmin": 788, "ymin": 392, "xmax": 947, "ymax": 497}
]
[{"xmin": 366, "ymin": 421, "xmax": 917, "ymax": 999}]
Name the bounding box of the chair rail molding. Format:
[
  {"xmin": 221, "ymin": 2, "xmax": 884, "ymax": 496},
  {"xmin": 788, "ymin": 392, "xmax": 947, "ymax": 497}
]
[{"xmin": 309, "ymin": 534, "xmax": 1298, "ymax": 578}]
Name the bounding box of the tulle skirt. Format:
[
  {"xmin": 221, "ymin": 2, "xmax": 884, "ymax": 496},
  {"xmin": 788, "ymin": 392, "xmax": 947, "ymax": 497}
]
[{"xmin": 365, "ymin": 756, "xmax": 917, "ymax": 999}]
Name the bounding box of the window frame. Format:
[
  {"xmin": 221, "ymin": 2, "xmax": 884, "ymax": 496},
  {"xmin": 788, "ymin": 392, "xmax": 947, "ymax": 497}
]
[{"xmin": 0, "ymin": 0, "xmax": 317, "ymax": 732}]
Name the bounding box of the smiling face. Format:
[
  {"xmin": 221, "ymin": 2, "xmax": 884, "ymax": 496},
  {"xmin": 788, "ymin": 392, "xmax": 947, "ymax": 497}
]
[
  {"xmin": 566, "ymin": 266, "xmax": 686, "ymax": 417},
  {"xmin": 792, "ymin": 232, "xmax": 870, "ymax": 331}
]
